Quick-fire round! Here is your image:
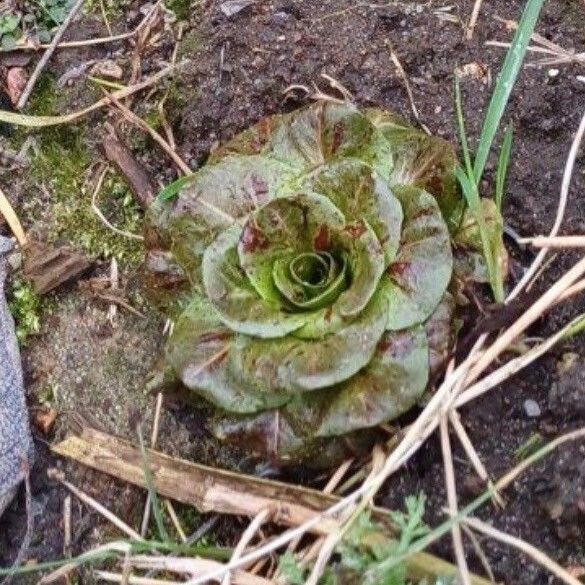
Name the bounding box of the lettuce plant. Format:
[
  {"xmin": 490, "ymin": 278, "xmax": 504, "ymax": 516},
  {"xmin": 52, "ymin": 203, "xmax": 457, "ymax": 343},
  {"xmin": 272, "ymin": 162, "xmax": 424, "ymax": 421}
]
[{"xmin": 144, "ymin": 101, "xmax": 505, "ymax": 465}]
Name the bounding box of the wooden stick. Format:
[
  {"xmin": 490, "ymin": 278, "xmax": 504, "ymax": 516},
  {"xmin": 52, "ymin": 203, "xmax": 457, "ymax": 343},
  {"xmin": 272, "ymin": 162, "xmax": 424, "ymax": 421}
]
[
  {"xmin": 51, "ymin": 428, "xmax": 493, "ymax": 585},
  {"xmin": 17, "ymin": 0, "xmax": 86, "ymax": 109},
  {"xmin": 102, "ymin": 133, "xmax": 155, "ymax": 209}
]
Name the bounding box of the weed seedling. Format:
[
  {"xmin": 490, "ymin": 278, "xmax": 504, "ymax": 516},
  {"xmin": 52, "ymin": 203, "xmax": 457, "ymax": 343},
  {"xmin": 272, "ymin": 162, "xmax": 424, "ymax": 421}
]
[{"xmin": 454, "ymin": 0, "xmax": 546, "ymax": 302}]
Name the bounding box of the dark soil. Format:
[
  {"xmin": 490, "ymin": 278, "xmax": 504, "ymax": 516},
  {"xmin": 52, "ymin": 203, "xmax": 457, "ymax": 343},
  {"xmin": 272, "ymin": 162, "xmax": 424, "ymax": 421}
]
[{"xmin": 2, "ymin": 0, "xmax": 585, "ymax": 583}]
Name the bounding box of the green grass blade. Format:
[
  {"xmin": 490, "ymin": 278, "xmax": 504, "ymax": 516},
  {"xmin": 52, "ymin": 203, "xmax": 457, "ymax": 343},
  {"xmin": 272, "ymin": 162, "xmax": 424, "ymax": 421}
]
[
  {"xmin": 0, "ymin": 540, "xmax": 233, "ymax": 578},
  {"xmin": 495, "ymin": 125, "xmax": 514, "ymax": 211},
  {"xmin": 453, "ymin": 76, "xmax": 474, "ymax": 179},
  {"xmin": 137, "ymin": 427, "xmax": 171, "ymax": 542},
  {"xmin": 0, "ymin": 551, "xmax": 116, "ymax": 577},
  {"xmin": 472, "ymin": 0, "xmax": 545, "ymax": 183},
  {"xmin": 158, "ymin": 174, "xmax": 193, "ymax": 201}
]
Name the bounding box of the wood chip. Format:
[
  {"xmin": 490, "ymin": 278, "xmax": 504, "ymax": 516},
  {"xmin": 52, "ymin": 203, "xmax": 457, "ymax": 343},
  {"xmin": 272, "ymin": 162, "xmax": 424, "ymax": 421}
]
[
  {"xmin": 24, "ymin": 243, "xmax": 92, "ymax": 294},
  {"xmin": 33, "ymin": 408, "xmax": 58, "ymax": 435}
]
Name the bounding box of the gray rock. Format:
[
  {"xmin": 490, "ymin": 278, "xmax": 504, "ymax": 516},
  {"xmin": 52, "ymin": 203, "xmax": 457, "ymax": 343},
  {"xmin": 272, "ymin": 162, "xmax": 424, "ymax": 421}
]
[
  {"xmin": 523, "ymin": 398, "xmax": 541, "ymax": 418},
  {"xmin": 0, "ymin": 236, "xmax": 34, "ymax": 518}
]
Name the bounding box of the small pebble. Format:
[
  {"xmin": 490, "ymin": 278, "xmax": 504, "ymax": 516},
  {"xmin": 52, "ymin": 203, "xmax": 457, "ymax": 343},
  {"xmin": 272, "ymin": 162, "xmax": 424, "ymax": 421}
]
[
  {"xmin": 523, "ymin": 399, "xmax": 541, "ymax": 418},
  {"xmin": 547, "ymin": 68, "xmax": 559, "ymax": 78}
]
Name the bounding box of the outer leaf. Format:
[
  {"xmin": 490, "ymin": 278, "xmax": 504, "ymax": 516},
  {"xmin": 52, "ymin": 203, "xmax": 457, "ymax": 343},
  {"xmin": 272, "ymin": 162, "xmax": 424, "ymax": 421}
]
[
  {"xmin": 165, "ymin": 297, "xmax": 292, "ymax": 413},
  {"xmin": 236, "ymin": 194, "xmax": 345, "ymax": 303},
  {"xmin": 203, "ymin": 225, "xmax": 309, "ymax": 338},
  {"xmin": 230, "ymin": 289, "xmax": 388, "ymax": 392},
  {"xmin": 302, "ymin": 159, "xmax": 403, "ymax": 265},
  {"xmin": 264, "ymin": 102, "xmax": 376, "ymax": 170},
  {"xmin": 207, "ymin": 114, "xmax": 282, "ymax": 164},
  {"xmin": 213, "ymin": 409, "xmax": 377, "ymax": 466},
  {"xmin": 366, "ymin": 109, "xmax": 464, "ymax": 233},
  {"xmin": 424, "ymin": 292, "xmax": 456, "ymax": 377},
  {"xmin": 384, "ymin": 186, "xmax": 453, "ymax": 330},
  {"xmin": 296, "ymin": 325, "xmax": 429, "ymax": 437}
]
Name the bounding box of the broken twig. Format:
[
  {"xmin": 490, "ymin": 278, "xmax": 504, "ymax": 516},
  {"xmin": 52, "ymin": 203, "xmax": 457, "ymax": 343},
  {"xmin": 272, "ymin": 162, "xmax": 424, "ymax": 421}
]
[{"xmin": 102, "ymin": 133, "xmax": 156, "ymax": 209}]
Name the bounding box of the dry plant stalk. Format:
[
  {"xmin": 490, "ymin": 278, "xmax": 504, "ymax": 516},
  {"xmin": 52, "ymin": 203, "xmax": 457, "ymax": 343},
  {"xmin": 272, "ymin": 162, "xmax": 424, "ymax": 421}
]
[
  {"xmin": 106, "ymin": 93, "xmax": 191, "ymax": 175},
  {"xmin": 466, "ymin": 0, "xmax": 484, "ymax": 39},
  {"xmin": 91, "ymin": 166, "xmax": 145, "ymax": 241},
  {"xmin": 463, "ymin": 518, "xmax": 583, "ymax": 585}
]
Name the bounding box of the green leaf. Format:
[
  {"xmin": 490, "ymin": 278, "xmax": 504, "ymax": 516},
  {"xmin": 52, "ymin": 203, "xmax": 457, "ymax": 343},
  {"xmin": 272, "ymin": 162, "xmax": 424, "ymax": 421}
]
[
  {"xmin": 202, "ymin": 224, "xmax": 309, "ymax": 338},
  {"xmin": 2, "ymin": 14, "xmax": 21, "ymax": 32},
  {"xmin": 236, "ymin": 193, "xmax": 346, "ymax": 304},
  {"xmin": 453, "ymin": 197, "xmax": 507, "ymax": 291},
  {"xmin": 231, "ymin": 288, "xmax": 387, "ymax": 392},
  {"xmin": 48, "ymin": 6, "xmax": 66, "ymax": 22},
  {"xmin": 272, "ymin": 252, "xmax": 347, "ymax": 310},
  {"xmin": 495, "ymin": 125, "xmax": 514, "ymax": 211},
  {"xmin": 165, "ymin": 296, "xmax": 292, "ymax": 413},
  {"xmin": 472, "ymin": 0, "xmax": 546, "ymax": 182},
  {"xmin": 157, "ymin": 174, "xmax": 194, "ymax": 201},
  {"xmin": 302, "ymin": 159, "xmax": 403, "ymax": 265},
  {"xmin": 366, "ymin": 108, "xmax": 463, "ymax": 233},
  {"xmin": 1, "ymin": 33, "xmax": 16, "ymax": 50},
  {"xmin": 304, "ymin": 324, "xmax": 429, "ymax": 437},
  {"xmin": 383, "ymin": 186, "xmax": 453, "ymax": 330},
  {"xmin": 37, "ymin": 28, "xmax": 52, "ymax": 43},
  {"xmin": 277, "ymin": 552, "xmax": 307, "ymax": 585},
  {"xmin": 333, "ymin": 219, "xmax": 385, "ymax": 318}
]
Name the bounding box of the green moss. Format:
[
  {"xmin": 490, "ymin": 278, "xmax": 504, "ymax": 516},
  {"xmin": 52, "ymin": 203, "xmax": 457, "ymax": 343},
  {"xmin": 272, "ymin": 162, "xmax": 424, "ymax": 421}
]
[
  {"xmin": 8, "ymin": 280, "xmax": 42, "ymax": 344},
  {"xmin": 165, "ymin": 0, "xmax": 199, "ymax": 21},
  {"xmin": 84, "ymin": 0, "xmax": 132, "ymax": 20},
  {"xmin": 20, "ymin": 75, "xmax": 144, "ymax": 264}
]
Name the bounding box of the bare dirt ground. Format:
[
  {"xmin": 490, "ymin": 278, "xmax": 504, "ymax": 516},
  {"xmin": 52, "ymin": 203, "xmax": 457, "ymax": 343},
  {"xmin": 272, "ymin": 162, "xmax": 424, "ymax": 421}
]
[{"xmin": 1, "ymin": 0, "xmax": 585, "ymax": 583}]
